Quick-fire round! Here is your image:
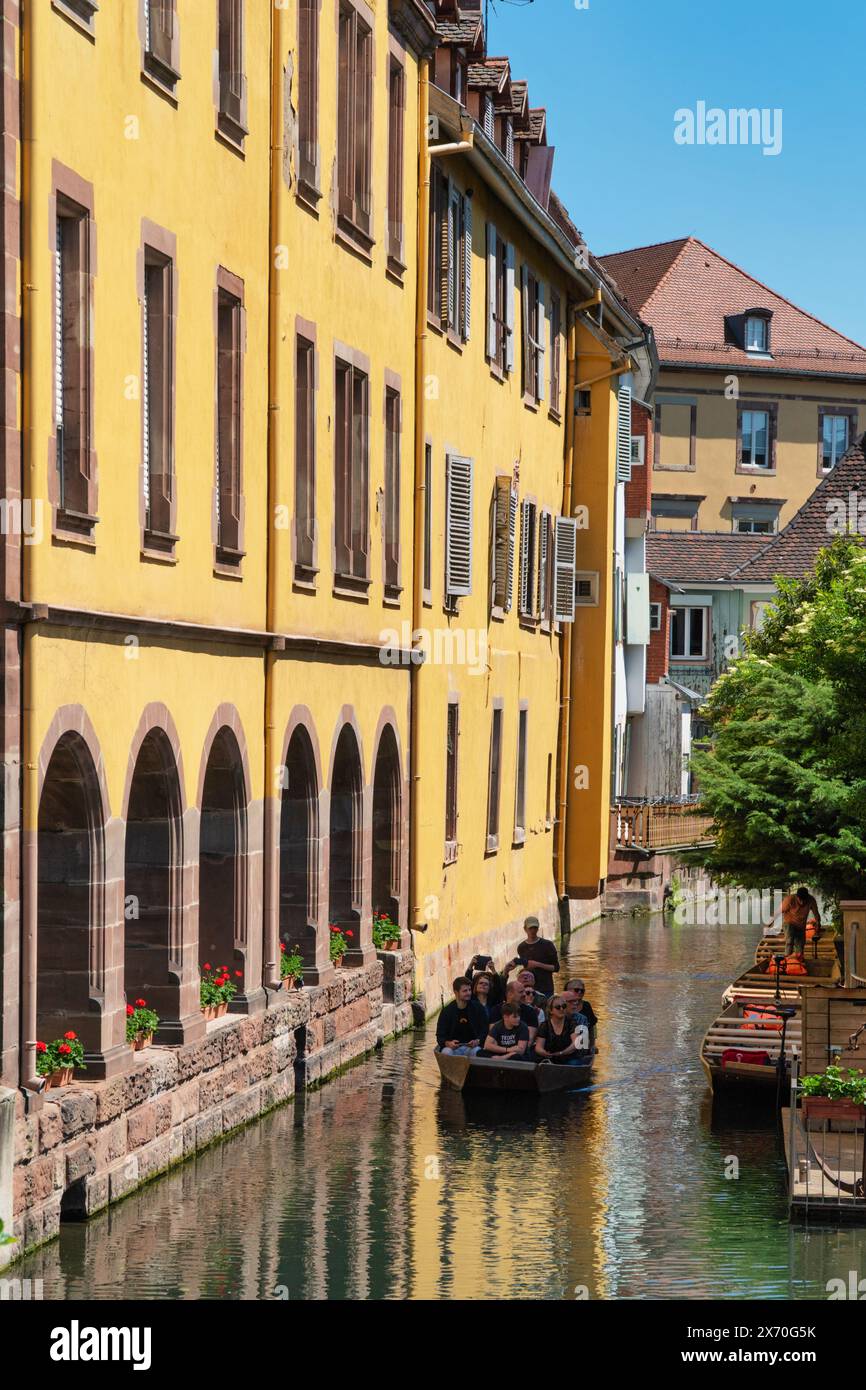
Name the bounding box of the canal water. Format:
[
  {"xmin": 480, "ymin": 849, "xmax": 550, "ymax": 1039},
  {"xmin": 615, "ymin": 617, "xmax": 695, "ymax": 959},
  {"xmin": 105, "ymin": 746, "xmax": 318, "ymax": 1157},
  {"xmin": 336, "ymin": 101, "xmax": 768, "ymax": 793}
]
[{"xmin": 15, "ymin": 914, "xmax": 866, "ymax": 1299}]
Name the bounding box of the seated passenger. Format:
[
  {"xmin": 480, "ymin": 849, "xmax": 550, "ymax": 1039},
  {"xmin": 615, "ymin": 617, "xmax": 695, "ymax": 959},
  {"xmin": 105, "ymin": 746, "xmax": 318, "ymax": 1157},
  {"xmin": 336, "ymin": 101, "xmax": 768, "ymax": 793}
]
[
  {"xmin": 564, "ymin": 979, "xmax": 598, "ymax": 1033},
  {"xmin": 471, "ymin": 971, "xmax": 496, "ymax": 1019},
  {"xmin": 534, "ymin": 995, "xmax": 587, "ymax": 1066},
  {"xmin": 436, "ymin": 977, "xmax": 488, "ymax": 1056},
  {"xmin": 483, "ymin": 1002, "xmax": 529, "ymax": 1060},
  {"xmin": 466, "ymin": 954, "xmax": 504, "ymax": 1007},
  {"xmin": 488, "ymin": 980, "xmax": 540, "ymax": 1042},
  {"xmin": 516, "ymin": 969, "xmax": 546, "ymax": 1014}
]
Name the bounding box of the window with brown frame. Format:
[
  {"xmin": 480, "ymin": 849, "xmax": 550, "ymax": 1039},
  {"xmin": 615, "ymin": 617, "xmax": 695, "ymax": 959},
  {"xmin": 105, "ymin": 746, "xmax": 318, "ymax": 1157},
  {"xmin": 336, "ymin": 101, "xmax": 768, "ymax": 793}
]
[
  {"xmin": 387, "ymin": 57, "xmax": 405, "ymax": 266},
  {"xmin": 334, "ymin": 358, "xmax": 369, "ymax": 583},
  {"xmin": 144, "ymin": 0, "xmax": 180, "ymax": 91},
  {"xmin": 142, "ymin": 248, "xmax": 174, "ymax": 545},
  {"xmin": 298, "ymin": 0, "xmax": 319, "ymax": 193},
  {"xmin": 445, "ymin": 699, "xmax": 459, "ymax": 860},
  {"xmin": 423, "ymin": 442, "xmax": 432, "ymax": 600},
  {"xmin": 486, "ymin": 223, "xmax": 514, "ymax": 373},
  {"xmin": 216, "ymin": 286, "xmax": 243, "ymax": 561},
  {"xmin": 427, "ymin": 166, "xmax": 446, "ymax": 322},
  {"xmin": 384, "ymin": 387, "xmax": 401, "ymax": 594},
  {"xmin": 295, "ymin": 335, "xmax": 316, "ymax": 573},
  {"xmin": 54, "ymin": 199, "xmax": 94, "ymax": 529},
  {"xmin": 550, "ymin": 292, "xmax": 562, "ymax": 415},
  {"xmin": 217, "ymin": 0, "xmax": 247, "ymax": 142},
  {"xmin": 514, "ymin": 707, "xmax": 528, "ymax": 844},
  {"xmin": 522, "ymin": 268, "xmax": 545, "ymax": 405},
  {"xmin": 486, "ymin": 704, "xmax": 503, "ymax": 853},
  {"xmin": 337, "ymin": 1, "xmax": 373, "ymax": 242}
]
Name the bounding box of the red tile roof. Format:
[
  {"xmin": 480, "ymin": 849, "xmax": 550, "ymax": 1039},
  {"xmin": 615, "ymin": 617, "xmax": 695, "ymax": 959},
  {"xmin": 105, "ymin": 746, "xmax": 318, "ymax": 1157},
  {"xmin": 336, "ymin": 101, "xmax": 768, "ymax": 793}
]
[
  {"xmin": 598, "ymin": 237, "xmax": 866, "ymax": 379},
  {"xmin": 729, "ymin": 434, "xmax": 866, "ymax": 581},
  {"xmin": 646, "ymin": 532, "xmax": 770, "ymax": 585},
  {"xmin": 435, "ymin": 14, "xmax": 484, "ymax": 47}
]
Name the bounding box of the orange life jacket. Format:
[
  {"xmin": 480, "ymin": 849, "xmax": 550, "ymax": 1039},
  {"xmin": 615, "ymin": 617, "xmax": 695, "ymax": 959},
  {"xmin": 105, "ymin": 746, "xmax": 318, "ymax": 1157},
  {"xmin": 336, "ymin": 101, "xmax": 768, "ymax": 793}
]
[
  {"xmin": 784, "ymin": 953, "xmax": 808, "ymax": 976},
  {"xmin": 742, "ymin": 1005, "xmax": 783, "ymax": 1032}
]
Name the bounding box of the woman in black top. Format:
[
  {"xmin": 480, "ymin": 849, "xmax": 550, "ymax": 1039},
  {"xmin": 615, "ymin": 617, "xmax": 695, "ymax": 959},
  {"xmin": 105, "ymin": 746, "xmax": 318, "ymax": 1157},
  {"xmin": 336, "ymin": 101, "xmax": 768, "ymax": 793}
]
[
  {"xmin": 471, "ymin": 971, "xmax": 495, "ymax": 1019},
  {"xmin": 534, "ymin": 996, "xmax": 581, "ymax": 1065}
]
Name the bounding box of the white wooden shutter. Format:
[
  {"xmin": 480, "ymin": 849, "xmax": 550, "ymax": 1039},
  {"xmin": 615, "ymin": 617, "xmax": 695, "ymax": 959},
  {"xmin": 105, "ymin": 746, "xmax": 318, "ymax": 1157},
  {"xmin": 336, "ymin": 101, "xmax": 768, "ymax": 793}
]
[
  {"xmin": 519, "ymin": 499, "xmax": 531, "ymax": 615},
  {"xmin": 536, "ymin": 282, "xmax": 546, "ymax": 403},
  {"xmin": 505, "ymin": 242, "xmax": 515, "ymax": 372},
  {"xmin": 520, "ymin": 265, "xmax": 530, "ymax": 388},
  {"xmin": 553, "ymin": 515, "xmax": 577, "ymax": 623},
  {"xmin": 445, "ymin": 454, "xmax": 473, "ymax": 597},
  {"xmin": 616, "ymin": 382, "xmax": 633, "ymax": 483},
  {"xmin": 505, "ymin": 486, "xmax": 518, "ymax": 612},
  {"xmin": 461, "ymin": 193, "xmax": 471, "ymax": 341},
  {"xmin": 54, "ymin": 218, "xmax": 64, "ymax": 431},
  {"xmin": 538, "ymin": 508, "xmax": 550, "ymax": 619},
  {"xmin": 446, "ymin": 180, "xmax": 456, "ymax": 329},
  {"xmin": 485, "ymin": 222, "xmax": 496, "ymax": 360},
  {"xmin": 493, "ymin": 475, "xmax": 510, "ymax": 609}
]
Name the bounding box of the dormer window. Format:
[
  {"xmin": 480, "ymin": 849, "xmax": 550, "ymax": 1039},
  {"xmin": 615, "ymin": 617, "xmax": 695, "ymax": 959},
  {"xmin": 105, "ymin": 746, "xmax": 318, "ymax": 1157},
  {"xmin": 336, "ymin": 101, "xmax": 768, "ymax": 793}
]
[{"xmin": 745, "ymin": 312, "xmax": 771, "ymax": 353}]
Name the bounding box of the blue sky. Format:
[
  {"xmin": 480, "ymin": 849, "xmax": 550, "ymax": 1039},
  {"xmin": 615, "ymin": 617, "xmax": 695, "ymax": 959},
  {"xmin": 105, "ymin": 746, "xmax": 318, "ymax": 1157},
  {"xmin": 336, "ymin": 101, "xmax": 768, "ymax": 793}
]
[{"xmin": 486, "ymin": 0, "xmax": 866, "ymax": 343}]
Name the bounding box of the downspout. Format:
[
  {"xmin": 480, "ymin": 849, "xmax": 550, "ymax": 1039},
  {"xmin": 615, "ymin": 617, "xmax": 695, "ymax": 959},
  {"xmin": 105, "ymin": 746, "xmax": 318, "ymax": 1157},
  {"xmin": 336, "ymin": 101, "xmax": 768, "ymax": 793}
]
[
  {"xmin": 409, "ymin": 59, "xmax": 429, "ymax": 951},
  {"xmin": 262, "ymin": 0, "xmax": 284, "ymax": 992},
  {"xmin": 554, "ymin": 306, "xmax": 577, "ymax": 900},
  {"xmin": 20, "ymin": 0, "xmax": 39, "ymax": 1090}
]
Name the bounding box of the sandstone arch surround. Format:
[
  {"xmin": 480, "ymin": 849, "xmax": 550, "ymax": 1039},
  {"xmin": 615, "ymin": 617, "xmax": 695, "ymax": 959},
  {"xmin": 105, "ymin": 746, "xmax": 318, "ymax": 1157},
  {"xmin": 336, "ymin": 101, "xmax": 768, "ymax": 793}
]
[
  {"xmin": 31, "ymin": 705, "xmax": 127, "ymax": 1081},
  {"xmin": 275, "ymin": 706, "xmax": 331, "ymax": 984},
  {"xmin": 195, "ymin": 704, "xmax": 263, "ymax": 1014},
  {"xmin": 325, "ymin": 708, "xmax": 375, "ymax": 968},
  {"xmin": 122, "ymin": 703, "xmax": 203, "ymax": 1046},
  {"xmin": 370, "ymin": 709, "xmax": 410, "ymax": 951}
]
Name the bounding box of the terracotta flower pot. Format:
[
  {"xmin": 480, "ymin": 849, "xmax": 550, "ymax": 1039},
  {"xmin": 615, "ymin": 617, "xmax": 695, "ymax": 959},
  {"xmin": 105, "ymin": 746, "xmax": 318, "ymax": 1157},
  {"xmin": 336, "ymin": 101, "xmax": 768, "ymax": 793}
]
[
  {"xmin": 384, "ymin": 940, "xmax": 399, "ymax": 951},
  {"xmin": 46, "ymin": 1067, "xmax": 73, "ymax": 1090},
  {"xmin": 802, "ymin": 1096, "xmax": 866, "ymax": 1123},
  {"xmin": 282, "ymin": 976, "xmax": 302, "ymax": 990},
  {"xmin": 202, "ymin": 1004, "xmax": 216, "ymax": 1022},
  {"xmin": 216, "ymin": 1001, "xmax": 228, "ymax": 1018},
  {"xmin": 333, "ymin": 954, "xmax": 344, "ymax": 969},
  {"xmin": 131, "ymin": 1032, "xmax": 153, "ymax": 1052}
]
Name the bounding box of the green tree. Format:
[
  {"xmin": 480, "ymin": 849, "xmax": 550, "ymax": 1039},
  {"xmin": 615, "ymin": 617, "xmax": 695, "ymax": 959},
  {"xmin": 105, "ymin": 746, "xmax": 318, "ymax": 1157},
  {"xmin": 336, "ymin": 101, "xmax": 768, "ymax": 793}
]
[{"xmin": 688, "ymin": 536, "xmax": 866, "ymax": 918}]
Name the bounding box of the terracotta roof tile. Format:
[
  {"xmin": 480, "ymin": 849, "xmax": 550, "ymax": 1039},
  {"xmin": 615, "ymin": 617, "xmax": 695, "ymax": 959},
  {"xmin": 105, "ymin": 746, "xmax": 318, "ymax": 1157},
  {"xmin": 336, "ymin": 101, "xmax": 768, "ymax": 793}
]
[
  {"xmin": 646, "ymin": 532, "xmax": 769, "ymax": 585},
  {"xmin": 729, "ymin": 434, "xmax": 866, "ymax": 581},
  {"xmin": 598, "ymin": 238, "xmax": 866, "ymax": 379},
  {"xmin": 435, "ymin": 15, "xmax": 483, "ymax": 46}
]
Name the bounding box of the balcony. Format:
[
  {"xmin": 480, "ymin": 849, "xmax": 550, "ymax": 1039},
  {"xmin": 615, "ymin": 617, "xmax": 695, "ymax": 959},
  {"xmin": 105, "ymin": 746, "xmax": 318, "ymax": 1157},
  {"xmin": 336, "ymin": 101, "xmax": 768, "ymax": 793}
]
[{"xmin": 612, "ymin": 798, "xmax": 715, "ymax": 855}]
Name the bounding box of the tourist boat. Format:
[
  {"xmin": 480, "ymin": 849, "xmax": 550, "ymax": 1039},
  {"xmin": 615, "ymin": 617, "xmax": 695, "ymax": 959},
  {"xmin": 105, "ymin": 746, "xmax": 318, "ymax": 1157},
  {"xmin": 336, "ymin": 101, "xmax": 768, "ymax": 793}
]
[
  {"xmin": 700, "ymin": 996, "xmax": 801, "ymax": 1097},
  {"xmin": 720, "ymin": 931, "xmax": 839, "ymax": 1008},
  {"xmin": 435, "ymin": 1049, "xmax": 594, "ymax": 1094}
]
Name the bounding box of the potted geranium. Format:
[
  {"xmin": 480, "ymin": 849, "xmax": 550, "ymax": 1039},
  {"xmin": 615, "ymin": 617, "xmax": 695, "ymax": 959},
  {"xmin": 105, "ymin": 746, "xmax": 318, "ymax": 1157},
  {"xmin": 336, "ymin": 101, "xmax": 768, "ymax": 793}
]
[
  {"xmin": 372, "ymin": 912, "xmax": 400, "ymax": 951},
  {"xmin": 329, "ymin": 925, "xmax": 352, "ymax": 967},
  {"xmin": 200, "ymin": 963, "xmax": 241, "ymax": 1020},
  {"xmin": 126, "ymin": 998, "xmax": 160, "ymax": 1051},
  {"xmin": 35, "ymin": 1032, "xmax": 86, "ymax": 1089},
  {"xmin": 280, "ymin": 942, "xmax": 304, "ymax": 990},
  {"xmin": 800, "ymin": 1065, "xmax": 866, "ymax": 1122}
]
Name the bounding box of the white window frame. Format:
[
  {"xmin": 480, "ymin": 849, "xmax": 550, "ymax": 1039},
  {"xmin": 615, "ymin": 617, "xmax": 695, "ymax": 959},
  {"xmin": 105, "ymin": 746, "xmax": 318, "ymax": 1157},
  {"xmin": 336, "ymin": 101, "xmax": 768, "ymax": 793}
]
[
  {"xmin": 741, "ymin": 409, "xmax": 770, "ymax": 469},
  {"xmin": 574, "ymin": 570, "xmax": 599, "ymax": 607},
  {"xmin": 745, "ymin": 315, "xmax": 769, "ymax": 352},
  {"xmin": 649, "ymin": 601, "xmax": 662, "ymax": 631},
  {"xmin": 822, "ymin": 413, "xmax": 849, "ymax": 472},
  {"xmin": 670, "ymin": 605, "xmax": 709, "ymax": 661}
]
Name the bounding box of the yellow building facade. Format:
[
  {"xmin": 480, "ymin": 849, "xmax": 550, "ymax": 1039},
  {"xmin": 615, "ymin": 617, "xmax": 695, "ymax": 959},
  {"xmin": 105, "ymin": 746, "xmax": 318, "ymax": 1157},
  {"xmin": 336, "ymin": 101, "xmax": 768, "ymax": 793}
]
[{"xmin": 0, "ymin": 0, "xmax": 642, "ymax": 1095}]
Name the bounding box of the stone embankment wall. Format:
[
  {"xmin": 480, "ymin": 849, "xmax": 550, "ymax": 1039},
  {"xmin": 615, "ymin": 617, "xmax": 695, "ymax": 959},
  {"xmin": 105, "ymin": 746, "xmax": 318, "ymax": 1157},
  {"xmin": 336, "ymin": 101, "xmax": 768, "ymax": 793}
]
[{"xmin": 7, "ymin": 953, "xmax": 415, "ymax": 1259}]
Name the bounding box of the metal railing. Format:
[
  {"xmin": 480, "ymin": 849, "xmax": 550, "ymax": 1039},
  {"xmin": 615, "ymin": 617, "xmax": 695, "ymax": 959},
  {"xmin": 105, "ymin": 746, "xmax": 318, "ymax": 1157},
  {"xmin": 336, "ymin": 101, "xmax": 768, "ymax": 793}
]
[
  {"xmin": 787, "ymin": 1052, "xmax": 866, "ymax": 1218},
  {"xmin": 612, "ymin": 798, "xmax": 715, "ymax": 853}
]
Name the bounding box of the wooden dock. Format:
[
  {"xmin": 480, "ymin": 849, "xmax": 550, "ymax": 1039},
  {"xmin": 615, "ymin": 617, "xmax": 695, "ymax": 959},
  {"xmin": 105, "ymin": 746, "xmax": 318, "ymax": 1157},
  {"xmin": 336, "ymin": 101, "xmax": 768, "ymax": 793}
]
[{"xmin": 783, "ymin": 1105, "xmax": 866, "ymax": 1220}]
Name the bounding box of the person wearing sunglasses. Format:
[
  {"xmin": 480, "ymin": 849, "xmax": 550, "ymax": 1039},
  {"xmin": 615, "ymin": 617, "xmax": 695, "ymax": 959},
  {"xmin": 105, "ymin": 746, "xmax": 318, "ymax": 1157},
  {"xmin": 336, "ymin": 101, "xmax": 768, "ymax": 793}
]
[
  {"xmin": 534, "ymin": 995, "xmax": 584, "ymax": 1065},
  {"xmin": 564, "ymin": 978, "xmax": 598, "ymax": 1034}
]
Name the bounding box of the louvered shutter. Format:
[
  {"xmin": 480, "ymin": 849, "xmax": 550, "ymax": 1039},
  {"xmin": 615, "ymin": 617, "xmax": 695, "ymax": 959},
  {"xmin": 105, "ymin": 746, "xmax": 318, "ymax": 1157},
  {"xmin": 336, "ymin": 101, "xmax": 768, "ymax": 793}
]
[
  {"xmin": 538, "ymin": 509, "xmax": 549, "ymax": 619},
  {"xmin": 536, "ymin": 282, "xmax": 546, "ymax": 403},
  {"xmin": 492, "ymin": 475, "xmax": 510, "ymax": 608},
  {"xmin": 445, "ymin": 454, "xmax": 473, "ymax": 597},
  {"xmin": 616, "ymin": 382, "xmax": 632, "ymax": 483},
  {"xmin": 461, "ymin": 193, "xmax": 471, "ymax": 341},
  {"xmin": 521, "ymin": 266, "xmax": 530, "ymax": 392},
  {"xmin": 443, "ymin": 180, "xmax": 454, "ymax": 326},
  {"xmin": 486, "ymin": 222, "xmax": 496, "ymax": 360},
  {"xmin": 505, "ymin": 487, "xmax": 518, "ymax": 612},
  {"xmin": 519, "ymin": 499, "xmax": 531, "ymax": 615},
  {"xmin": 142, "ymin": 280, "xmax": 151, "ymax": 519},
  {"xmin": 553, "ymin": 515, "xmax": 577, "ymax": 623},
  {"xmin": 505, "ymin": 243, "xmax": 515, "ymax": 372},
  {"xmin": 55, "ymin": 218, "xmax": 64, "ymax": 474}
]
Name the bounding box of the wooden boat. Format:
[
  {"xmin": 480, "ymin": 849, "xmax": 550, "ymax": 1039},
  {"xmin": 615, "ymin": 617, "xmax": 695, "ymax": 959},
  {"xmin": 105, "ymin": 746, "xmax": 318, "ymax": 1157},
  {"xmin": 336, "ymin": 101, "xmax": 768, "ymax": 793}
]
[
  {"xmin": 721, "ymin": 931, "xmax": 839, "ymax": 1009},
  {"xmin": 701, "ymin": 997, "xmax": 801, "ymax": 1096},
  {"xmin": 435, "ymin": 1049, "xmax": 594, "ymax": 1094}
]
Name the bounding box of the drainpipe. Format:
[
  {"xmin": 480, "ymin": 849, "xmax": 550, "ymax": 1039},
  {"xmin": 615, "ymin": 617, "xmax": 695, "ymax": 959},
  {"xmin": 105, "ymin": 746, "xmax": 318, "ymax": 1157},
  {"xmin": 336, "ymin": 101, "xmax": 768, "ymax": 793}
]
[
  {"xmin": 554, "ymin": 308, "xmax": 577, "ymax": 901},
  {"xmin": 262, "ymin": 0, "xmax": 284, "ymax": 993},
  {"xmin": 408, "ymin": 60, "xmax": 430, "ymax": 955},
  {"xmin": 19, "ymin": 0, "xmax": 39, "ymax": 1092}
]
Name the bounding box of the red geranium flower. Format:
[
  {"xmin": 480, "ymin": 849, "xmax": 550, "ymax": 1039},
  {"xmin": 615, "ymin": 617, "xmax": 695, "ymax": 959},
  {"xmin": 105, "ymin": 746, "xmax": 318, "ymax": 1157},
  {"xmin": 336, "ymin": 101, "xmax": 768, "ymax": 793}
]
[
  {"xmin": 280, "ymin": 942, "xmax": 286, "ymax": 952},
  {"xmin": 58, "ymin": 1043, "xmax": 71, "ymax": 1056},
  {"xmin": 126, "ymin": 1005, "xmax": 135, "ymax": 1017},
  {"xmin": 36, "ymin": 1041, "xmax": 47, "ymax": 1053},
  {"xmin": 234, "ymin": 971, "xmax": 242, "ymax": 978},
  {"xmin": 64, "ymin": 1031, "xmax": 77, "ymax": 1040},
  {"xmin": 135, "ymin": 999, "xmax": 146, "ymax": 1009},
  {"xmin": 330, "ymin": 927, "xmax": 338, "ymax": 934},
  {"xmin": 204, "ymin": 962, "xmax": 211, "ymax": 971},
  {"xmin": 346, "ymin": 930, "xmax": 354, "ymax": 938}
]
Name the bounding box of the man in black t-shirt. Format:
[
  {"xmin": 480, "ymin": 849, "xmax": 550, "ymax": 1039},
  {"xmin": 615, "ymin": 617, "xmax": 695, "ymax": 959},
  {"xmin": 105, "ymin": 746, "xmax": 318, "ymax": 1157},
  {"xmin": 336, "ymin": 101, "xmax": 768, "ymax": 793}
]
[
  {"xmin": 436, "ymin": 977, "xmax": 488, "ymax": 1055},
  {"xmin": 504, "ymin": 917, "xmax": 559, "ymax": 997},
  {"xmin": 483, "ymin": 1004, "xmax": 529, "ymax": 1060}
]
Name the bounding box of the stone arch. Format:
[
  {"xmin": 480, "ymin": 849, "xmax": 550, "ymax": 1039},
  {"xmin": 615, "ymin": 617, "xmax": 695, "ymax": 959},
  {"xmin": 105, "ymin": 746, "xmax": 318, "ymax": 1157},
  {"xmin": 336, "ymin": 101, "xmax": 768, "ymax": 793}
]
[
  {"xmin": 197, "ymin": 709, "xmax": 250, "ymax": 997},
  {"xmin": 327, "ymin": 714, "xmax": 365, "ymax": 947},
  {"xmin": 279, "ymin": 710, "xmax": 322, "ymax": 971},
  {"xmin": 371, "ymin": 715, "xmax": 403, "ymax": 932},
  {"xmin": 36, "ymin": 724, "xmax": 106, "ymax": 1052}
]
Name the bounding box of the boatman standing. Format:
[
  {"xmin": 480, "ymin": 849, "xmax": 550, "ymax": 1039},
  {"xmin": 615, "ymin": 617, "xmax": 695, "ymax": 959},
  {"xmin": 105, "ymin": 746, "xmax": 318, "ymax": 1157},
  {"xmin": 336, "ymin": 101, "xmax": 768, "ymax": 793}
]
[
  {"xmin": 765, "ymin": 886, "xmax": 821, "ymax": 956},
  {"xmin": 504, "ymin": 916, "xmax": 560, "ymax": 998}
]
